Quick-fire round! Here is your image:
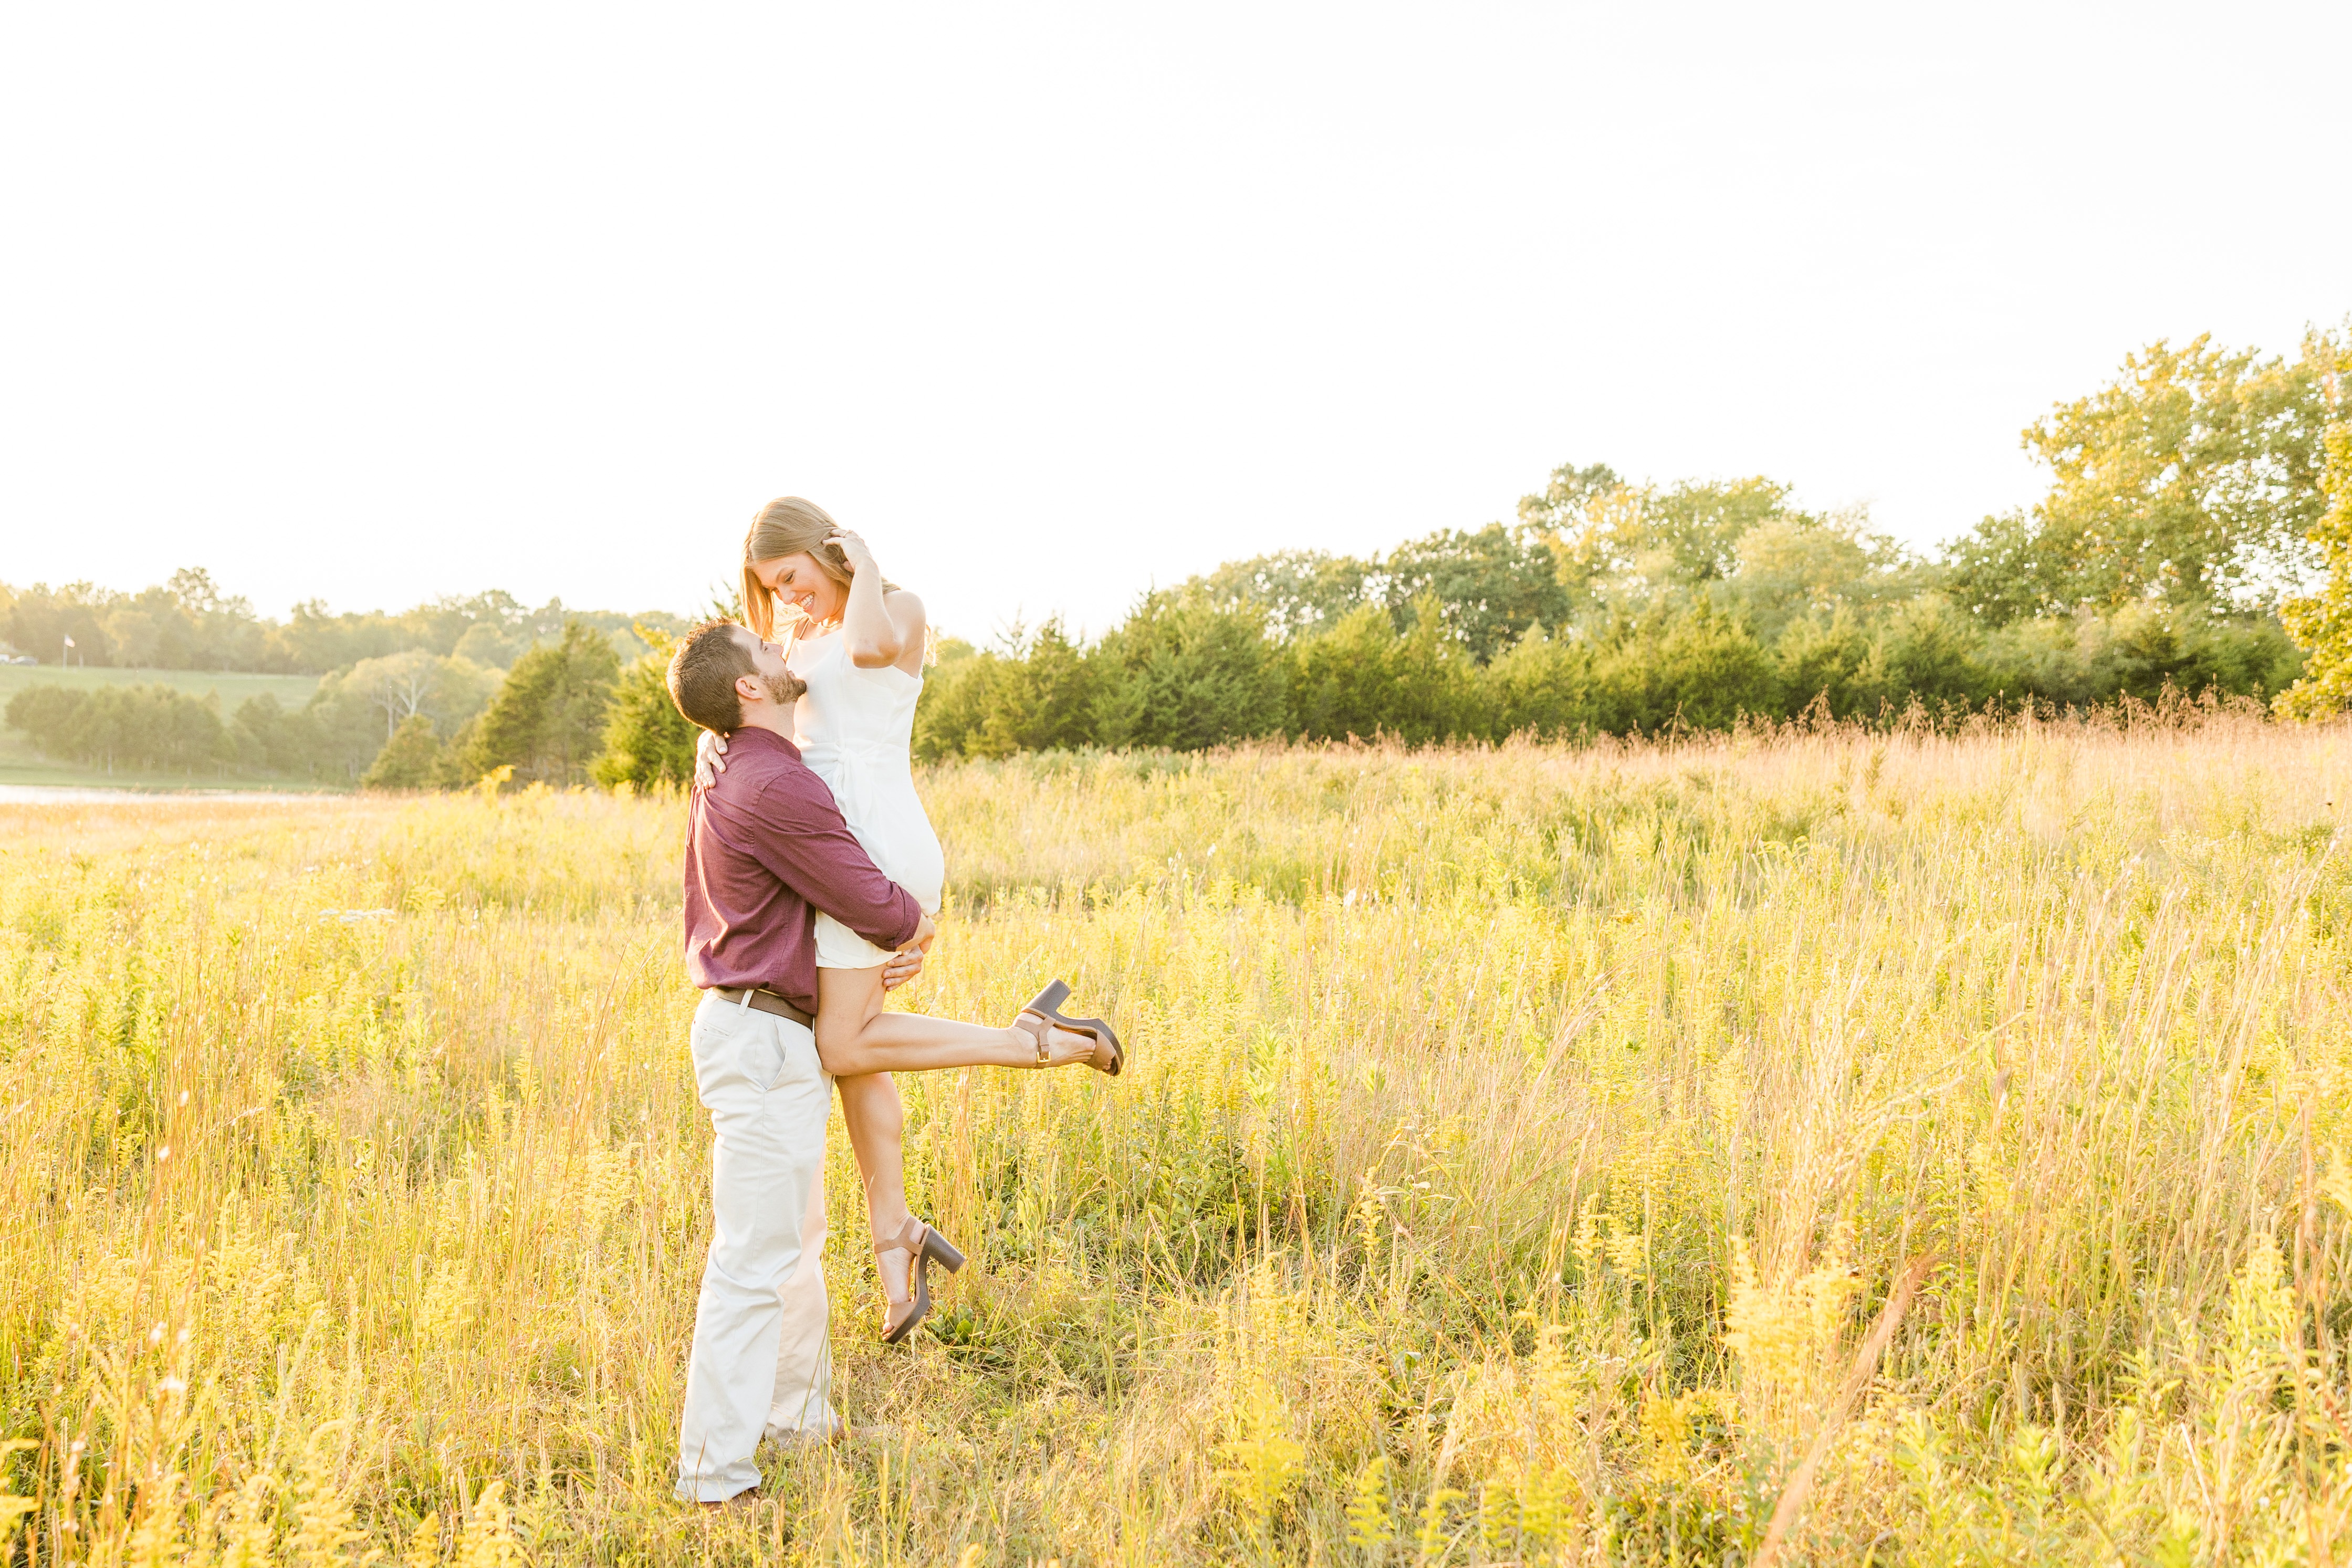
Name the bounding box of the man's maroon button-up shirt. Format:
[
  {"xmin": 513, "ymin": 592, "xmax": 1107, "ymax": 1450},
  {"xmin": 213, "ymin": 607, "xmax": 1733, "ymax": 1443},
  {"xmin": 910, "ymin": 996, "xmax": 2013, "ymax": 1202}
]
[{"xmin": 681, "ymin": 725, "xmax": 922, "ymax": 1016}]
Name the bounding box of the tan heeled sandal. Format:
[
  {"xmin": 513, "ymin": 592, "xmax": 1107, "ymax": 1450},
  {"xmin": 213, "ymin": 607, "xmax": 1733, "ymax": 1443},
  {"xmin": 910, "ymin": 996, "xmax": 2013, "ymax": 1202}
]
[
  {"xmin": 1015, "ymin": 980, "xmax": 1124, "ymax": 1075},
  {"xmin": 875, "ymin": 1215, "xmax": 965, "ymax": 1345}
]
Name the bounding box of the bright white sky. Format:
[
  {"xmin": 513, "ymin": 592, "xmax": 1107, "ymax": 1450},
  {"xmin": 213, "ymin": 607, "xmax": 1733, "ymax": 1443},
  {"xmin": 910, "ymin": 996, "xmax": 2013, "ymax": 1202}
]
[{"xmin": 3, "ymin": 3, "xmax": 2347, "ymax": 644}]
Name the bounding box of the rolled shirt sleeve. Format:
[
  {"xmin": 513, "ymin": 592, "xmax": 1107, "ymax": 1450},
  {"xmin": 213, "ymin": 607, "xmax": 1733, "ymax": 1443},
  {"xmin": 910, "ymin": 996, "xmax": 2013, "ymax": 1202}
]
[{"xmin": 744, "ymin": 770, "xmax": 922, "ymax": 953}]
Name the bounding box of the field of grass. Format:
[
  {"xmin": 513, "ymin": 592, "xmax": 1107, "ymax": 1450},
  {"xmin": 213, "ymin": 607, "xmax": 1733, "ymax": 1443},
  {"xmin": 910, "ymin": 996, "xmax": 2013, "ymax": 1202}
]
[
  {"xmin": 0, "ymin": 666, "xmax": 325, "ymax": 790},
  {"xmin": 5, "ymin": 718, "xmax": 2352, "ymax": 1564}
]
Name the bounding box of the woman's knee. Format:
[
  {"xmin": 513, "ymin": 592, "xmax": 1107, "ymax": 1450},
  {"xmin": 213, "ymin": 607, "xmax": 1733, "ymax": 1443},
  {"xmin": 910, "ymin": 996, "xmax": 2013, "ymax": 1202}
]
[{"xmin": 813, "ymin": 1019, "xmax": 869, "ymax": 1076}]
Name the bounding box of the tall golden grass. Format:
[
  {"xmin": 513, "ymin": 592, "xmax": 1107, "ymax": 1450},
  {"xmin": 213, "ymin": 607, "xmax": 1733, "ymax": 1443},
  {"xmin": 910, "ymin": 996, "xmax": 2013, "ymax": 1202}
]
[{"xmin": 5, "ymin": 715, "xmax": 2352, "ymax": 1564}]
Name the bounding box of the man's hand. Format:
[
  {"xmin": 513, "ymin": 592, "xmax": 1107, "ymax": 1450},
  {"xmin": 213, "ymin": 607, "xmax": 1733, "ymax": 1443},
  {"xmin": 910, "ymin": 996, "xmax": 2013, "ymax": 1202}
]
[
  {"xmin": 693, "ymin": 730, "xmax": 728, "ymax": 791},
  {"xmin": 880, "ymin": 913, "xmax": 936, "ymax": 991}
]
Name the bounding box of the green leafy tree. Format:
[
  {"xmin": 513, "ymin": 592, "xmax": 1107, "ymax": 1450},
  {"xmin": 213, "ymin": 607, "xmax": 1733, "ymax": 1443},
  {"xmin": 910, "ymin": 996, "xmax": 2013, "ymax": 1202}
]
[
  {"xmin": 1636, "ymin": 477, "xmax": 1803, "ymax": 585},
  {"xmin": 455, "ymin": 619, "xmax": 622, "ymax": 787},
  {"xmin": 1967, "ymin": 604, "xmax": 2298, "ymax": 709},
  {"xmin": 290, "ymin": 652, "xmax": 498, "ymax": 782},
  {"xmin": 1380, "ymin": 522, "xmax": 1574, "ymax": 662},
  {"xmin": 910, "ymin": 653, "xmax": 994, "ymax": 761},
  {"xmin": 1533, "ymin": 471, "xmax": 1836, "ymax": 618},
  {"xmin": 228, "ymin": 693, "xmax": 322, "ymax": 775},
  {"xmin": 1283, "ymin": 604, "xmax": 1407, "ymax": 742},
  {"xmin": 360, "ymin": 715, "xmax": 444, "ymax": 789},
  {"xmin": 981, "ymin": 621, "xmax": 1098, "ymax": 757},
  {"xmin": 1948, "ymin": 330, "xmax": 2346, "ymax": 621},
  {"xmin": 1721, "ymin": 513, "xmax": 1928, "ymax": 644},
  {"xmin": 5, "ymin": 684, "xmax": 228, "ymax": 773},
  {"xmin": 5, "ymin": 583, "xmax": 117, "ymax": 666},
  {"xmin": 428, "ymin": 715, "xmax": 487, "ymax": 789},
  {"xmin": 1514, "ymin": 459, "xmax": 1623, "ymax": 534},
  {"xmin": 1187, "ymin": 549, "xmax": 1376, "ymax": 641},
  {"xmin": 1196, "ymin": 526, "xmax": 1572, "ymax": 664},
  {"xmin": 2276, "ymin": 410, "xmax": 2352, "ymax": 718}
]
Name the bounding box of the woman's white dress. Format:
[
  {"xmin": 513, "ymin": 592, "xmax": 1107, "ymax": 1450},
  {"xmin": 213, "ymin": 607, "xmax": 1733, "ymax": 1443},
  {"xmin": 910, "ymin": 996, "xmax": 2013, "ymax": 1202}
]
[{"xmin": 788, "ymin": 626, "xmax": 945, "ymax": 969}]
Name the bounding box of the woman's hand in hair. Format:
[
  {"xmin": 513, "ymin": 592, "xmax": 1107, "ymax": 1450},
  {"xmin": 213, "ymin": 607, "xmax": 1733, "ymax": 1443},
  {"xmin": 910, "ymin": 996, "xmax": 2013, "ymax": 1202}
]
[
  {"xmin": 825, "ymin": 529, "xmax": 880, "ymax": 579},
  {"xmin": 831, "ymin": 526, "xmax": 921, "ymax": 670},
  {"xmin": 693, "ymin": 729, "xmax": 727, "ymax": 791}
]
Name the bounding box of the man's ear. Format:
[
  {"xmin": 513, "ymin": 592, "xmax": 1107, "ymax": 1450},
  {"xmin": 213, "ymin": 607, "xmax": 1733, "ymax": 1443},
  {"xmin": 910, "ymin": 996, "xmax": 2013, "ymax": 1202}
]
[{"xmin": 734, "ymin": 672, "xmax": 766, "ymax": 705}]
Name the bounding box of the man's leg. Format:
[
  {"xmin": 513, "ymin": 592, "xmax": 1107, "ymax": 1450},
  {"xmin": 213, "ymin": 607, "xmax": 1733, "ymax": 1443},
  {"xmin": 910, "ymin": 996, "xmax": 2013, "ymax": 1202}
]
[
  {"xmin": 767, "ymin": 1153, "xmax": 839, "ymax": 1438},
  {"xmin": 675, "ymin": 995, "xmax": 832, "ymax": 1502}
]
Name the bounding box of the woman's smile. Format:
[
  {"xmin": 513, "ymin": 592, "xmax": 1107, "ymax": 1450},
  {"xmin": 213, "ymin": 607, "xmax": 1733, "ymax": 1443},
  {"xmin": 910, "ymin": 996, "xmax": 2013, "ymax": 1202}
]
[{"xmin": 748, "ymin": 549, "xmax": 844, "ymax": 625}]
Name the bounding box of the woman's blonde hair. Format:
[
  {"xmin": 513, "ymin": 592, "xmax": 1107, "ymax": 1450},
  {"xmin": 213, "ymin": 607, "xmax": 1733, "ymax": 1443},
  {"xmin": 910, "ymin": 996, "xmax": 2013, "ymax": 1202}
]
[{"xmin": 740, "ymin": 496, "xmax": 855, "ymax": 640}]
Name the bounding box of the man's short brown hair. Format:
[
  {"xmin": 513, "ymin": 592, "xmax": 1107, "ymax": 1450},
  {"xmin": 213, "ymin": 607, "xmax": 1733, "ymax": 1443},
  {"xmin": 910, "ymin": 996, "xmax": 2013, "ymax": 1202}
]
[{"xmin": 667, "ymin": 620, "xmax": 758, "ymax": 733}]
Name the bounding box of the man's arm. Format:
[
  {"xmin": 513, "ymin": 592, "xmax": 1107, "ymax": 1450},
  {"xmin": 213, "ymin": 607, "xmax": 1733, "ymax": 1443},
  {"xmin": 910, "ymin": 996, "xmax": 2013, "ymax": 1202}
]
[{"xmin": 738, "ymin": 770, "xmax": 923, "ymax": 952}]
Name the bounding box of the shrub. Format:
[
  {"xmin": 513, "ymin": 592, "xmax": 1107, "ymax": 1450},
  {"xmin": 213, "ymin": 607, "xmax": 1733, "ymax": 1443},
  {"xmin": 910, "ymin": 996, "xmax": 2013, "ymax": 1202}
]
[
  {"xmin": 1287, "ymin": 599, "xmax": 1490, "ymax": 744},
  {"xmin": 913, "ymin": 621, "xmax": 1097, "ymax": 761},
  {"xmin": 1484, "ymin": 625, "xmax": 1595, "ymax": 739},
  {"xmin": 1089, "ymin": 594, "xmax": 1287, "ymax": 749},
  {"xmin": 1587, "ymin": 601, "xmax": 1777, "ymax": 733},
  {"xmin": 1771, "ymin": 608, "xmax": 1872, "ymax": 718},
  {"xmin": 1848, "ymin": 593, "xmax": 1989, "ymax": 714}
]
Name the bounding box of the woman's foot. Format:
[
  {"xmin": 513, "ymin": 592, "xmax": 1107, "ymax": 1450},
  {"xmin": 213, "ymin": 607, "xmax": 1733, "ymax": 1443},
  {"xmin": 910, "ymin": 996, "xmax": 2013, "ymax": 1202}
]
[
  {"xmin": 874, "ymin": 1215, "xmax": 965, "ymax": 1343},
  {"xmin": 1008, "ymin": 1014, "xmax": 1102, "ymax": 1069},
  {"xmin": 1013, "ymin": 981, "xmax": 1124, "ymax": 1074}
]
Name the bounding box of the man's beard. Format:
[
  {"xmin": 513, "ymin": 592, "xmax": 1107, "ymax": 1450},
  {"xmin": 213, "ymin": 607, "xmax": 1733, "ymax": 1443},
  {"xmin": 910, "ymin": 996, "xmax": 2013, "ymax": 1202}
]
[{"xmin": 760, "ymin": 670, "xmax": 807, "ymax": 705}]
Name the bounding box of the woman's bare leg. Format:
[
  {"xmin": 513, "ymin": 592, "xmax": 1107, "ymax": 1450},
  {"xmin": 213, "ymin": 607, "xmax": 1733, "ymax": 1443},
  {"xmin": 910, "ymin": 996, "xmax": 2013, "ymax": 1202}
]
[
  {"xmin": 815, "ymin": 965, "xmax": 1096, "ymax": 1312},
  {"xmin": 834, "ymin": 1071, "xmax": 915, "ymax": 1308},
  {"xmin": 814, "ymin": 963, "xmax": 1063, "ymax": 1075}
]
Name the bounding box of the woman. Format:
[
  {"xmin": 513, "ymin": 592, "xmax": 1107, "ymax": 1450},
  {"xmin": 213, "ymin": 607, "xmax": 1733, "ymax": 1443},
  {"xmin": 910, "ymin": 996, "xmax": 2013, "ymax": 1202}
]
[{"xmin": 697, "ymin": 495, "xmax": 1124, "ymax": 1343}]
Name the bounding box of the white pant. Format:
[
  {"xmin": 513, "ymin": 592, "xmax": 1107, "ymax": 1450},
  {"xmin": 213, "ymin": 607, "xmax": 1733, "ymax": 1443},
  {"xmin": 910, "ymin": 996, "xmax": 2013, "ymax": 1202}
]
[{"xmin": 675, "ymin": 991, "xmax": 839, "ymax": 1502}]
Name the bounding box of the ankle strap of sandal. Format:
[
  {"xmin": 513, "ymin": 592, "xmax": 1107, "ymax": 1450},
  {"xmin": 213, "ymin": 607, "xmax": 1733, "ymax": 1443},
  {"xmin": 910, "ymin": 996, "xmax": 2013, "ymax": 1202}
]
[
  {"xmin": 1013, "ymin": 1012, "xmax": 1051, "ymax": 1064},
  {"xmin": 874, "ymin": 1216, "xmax": 927, "ymax": 1259}
]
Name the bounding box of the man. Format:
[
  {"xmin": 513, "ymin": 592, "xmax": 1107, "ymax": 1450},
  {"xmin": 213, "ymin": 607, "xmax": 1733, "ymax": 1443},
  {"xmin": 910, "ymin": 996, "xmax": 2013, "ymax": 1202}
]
[{"xmin": 664, "ymin": 619, "xmax": 933, "ymax": 1504}]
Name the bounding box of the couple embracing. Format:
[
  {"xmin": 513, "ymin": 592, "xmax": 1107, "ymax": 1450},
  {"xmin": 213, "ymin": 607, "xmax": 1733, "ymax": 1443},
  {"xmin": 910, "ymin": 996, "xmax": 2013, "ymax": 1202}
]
[{"xmin": 665, "ymin": 496, "xmax": 1122, "ymax": 1504}]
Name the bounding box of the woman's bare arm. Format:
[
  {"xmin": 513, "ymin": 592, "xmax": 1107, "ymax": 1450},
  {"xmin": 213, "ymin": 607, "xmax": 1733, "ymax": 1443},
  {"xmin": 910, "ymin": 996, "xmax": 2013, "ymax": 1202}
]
[{"xmin": 830, "ymin": 528, "xmax": 927, "ymax": 674}]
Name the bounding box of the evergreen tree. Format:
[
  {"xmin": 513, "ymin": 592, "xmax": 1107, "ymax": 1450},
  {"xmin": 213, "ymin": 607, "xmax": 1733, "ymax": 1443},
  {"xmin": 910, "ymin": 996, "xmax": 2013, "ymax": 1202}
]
[
  {"xmin": 1587, "ymin": 600, "xmax": 1776, "ymax": 733},
  {"xmin": 1089, "ymin": 593, "xmax": 1287, "ymax": 749},
  {"xmin": 456, "ymin": 619, "xmax": 621, "ymax": 787},
  {"xmin": 592, "ymin": 638, "xmax": 698, "ymax": 790}
]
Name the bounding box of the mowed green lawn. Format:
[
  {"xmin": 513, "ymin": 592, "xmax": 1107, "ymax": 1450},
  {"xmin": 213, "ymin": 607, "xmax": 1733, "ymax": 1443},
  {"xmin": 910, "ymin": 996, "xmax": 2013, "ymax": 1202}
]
[{"xmin": 0, "ymin": 664, "xmax": 327, "ymax": 790}]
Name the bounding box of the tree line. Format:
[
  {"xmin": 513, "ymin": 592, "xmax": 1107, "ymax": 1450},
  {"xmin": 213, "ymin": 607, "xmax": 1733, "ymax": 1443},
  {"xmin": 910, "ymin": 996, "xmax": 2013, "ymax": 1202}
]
[
  {"xmin": 3, "ymin": 622, "xmax": 660, "ymax": 787},
  {"xmin": 6, "ymin": 326, "xmax": 2348, "ymax": 787},
  {"xmin": 0, "ymin": 571, "xmax": 693, "ymax": 783},
  {"xmin": 0, "ymin": 571, "xmax": 684, "ymax": 676},
  {"xmin": 916, "ymin": 327, "xmax": 2345, "ymax": 756}
]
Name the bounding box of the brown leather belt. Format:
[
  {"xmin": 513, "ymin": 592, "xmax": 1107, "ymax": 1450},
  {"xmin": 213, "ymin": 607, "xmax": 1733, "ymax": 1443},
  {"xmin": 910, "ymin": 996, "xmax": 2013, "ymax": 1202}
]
[{"xmin": 706, "ymin": 986, "xmax": 814, "ymax": 1030}]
